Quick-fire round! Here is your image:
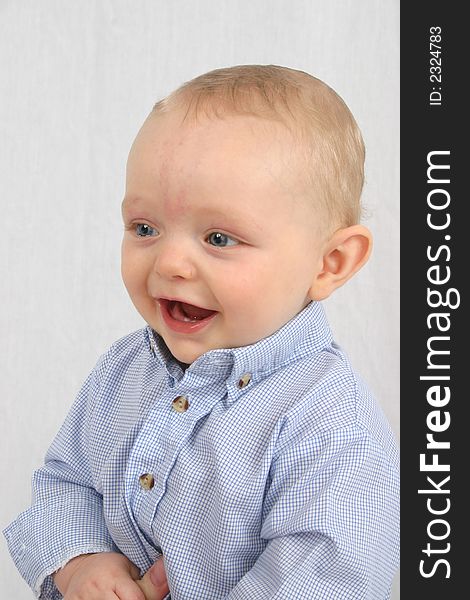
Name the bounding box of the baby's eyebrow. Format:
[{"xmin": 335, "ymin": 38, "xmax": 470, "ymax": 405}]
[
  {"xmin": 121, "ymin": 197, "xmax": 129, "ymax": 213},
  {"xmin": 121, "ymin": 196, "xmax": 140, "ymax": 214}
]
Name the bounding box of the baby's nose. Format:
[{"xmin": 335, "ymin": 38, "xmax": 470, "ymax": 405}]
[{"xmin": 153, "ymin": 240, "xmax": 195, "ymax": 280}]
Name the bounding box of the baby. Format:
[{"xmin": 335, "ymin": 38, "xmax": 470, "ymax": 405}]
[{"xmin": 4, "ymin": 65, "xmax": 399, "ymax": 599}]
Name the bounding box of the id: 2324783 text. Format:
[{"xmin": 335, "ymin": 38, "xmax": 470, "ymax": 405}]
[{"xmin": 429, "ymin": 26, "xmax": 442, "ymax": 106}]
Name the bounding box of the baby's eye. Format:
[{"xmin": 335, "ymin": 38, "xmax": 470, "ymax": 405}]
[
  {"xmin": 206, "ymin": 232, "xmax": 239, "ymax": 247},
  {"xmin": 135, "ymin": 223, "xmax": 158, "ymax": 237}
]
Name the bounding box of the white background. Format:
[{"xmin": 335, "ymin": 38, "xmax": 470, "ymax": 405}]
[{"xmin": 0, "ymin": 1, "xmax": 399, "ymax": 598}]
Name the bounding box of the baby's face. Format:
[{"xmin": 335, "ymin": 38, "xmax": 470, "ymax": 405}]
[{"xmin": 121, "ymin": 109, "xmax": 327, "ymax": 364}]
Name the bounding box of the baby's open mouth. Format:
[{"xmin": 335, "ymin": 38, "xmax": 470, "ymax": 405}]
[{"xmin": 162, "ymin": 299, "xmax": 217, "ymax": 323}]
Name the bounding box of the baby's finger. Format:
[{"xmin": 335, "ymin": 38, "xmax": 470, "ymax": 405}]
[
  {"xmin": 65, "ymin": 586, "xmax": 143, "ymax": 600},
  {"xmin": 114, "ymin": 577, "xmax": 147, "ymax": 600},
  {"xmin": 137, "ymin": 559, "xmax": 170, "ymax": 600},
  {"xmin": 64, "ymin": 591, "xmax": 126, "ymax": 600}
]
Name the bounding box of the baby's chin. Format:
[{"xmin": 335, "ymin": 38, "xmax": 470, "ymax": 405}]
[
  {"xmin": 157, "ymin": 320, "xmax": 292, "ymax": 365},
  {"xmin": 159, "ymin": 334, "xmax": 216, "ymax": 366},
  {"xmin": 162, "ymin": 334, "xmax": 252, "ymax": 367}
]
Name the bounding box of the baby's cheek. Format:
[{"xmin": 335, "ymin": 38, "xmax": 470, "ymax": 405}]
[
  {"xmin": 121, "ymin": 253, "xmax": 137, "ymax": 283},
  {"xmin": 121, "ymin": 269, "xmax": 139, "ymax": 297},
  {"xmin": 224, "ymin": 284, "xmax": 259, "ymax": 316},
  {"xmin": 122, "ymin": 254, "xmax": 147, "ymax": 287},
  {"xmin": 229, "ymin": 268, "xmax": 263, "ymax": 295}
]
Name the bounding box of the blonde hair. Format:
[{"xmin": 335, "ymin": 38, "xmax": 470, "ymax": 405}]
[{"xmin": 153, "ymin": 65, "xmax": 365, "ymax": 229}]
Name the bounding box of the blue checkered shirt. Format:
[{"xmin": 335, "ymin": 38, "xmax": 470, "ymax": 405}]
[{"xmin": 4, "ymin": 302, "xmax": 399, "ymax": 599}]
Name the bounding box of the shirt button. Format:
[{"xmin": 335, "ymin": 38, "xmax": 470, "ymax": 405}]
[
  {"xmin": 139, "ymin": 473, "xmax": 155, "ymax": 490},
  {"xmin": 172, "ymin": 395, "xmax": 189, "ymax": 412},
  {"xmin": 237, "ymin": 373, "xmax": 252, "ymax": 388}
]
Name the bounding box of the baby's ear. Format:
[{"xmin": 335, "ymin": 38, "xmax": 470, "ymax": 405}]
[{"xmin": 308, "ymin": 225, "xmax": 372, "ymax": 301}]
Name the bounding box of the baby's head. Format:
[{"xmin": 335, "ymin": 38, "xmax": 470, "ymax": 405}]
[{"xmin": 121, "ymin": 65, "xmax": 372, "ymax": 364}]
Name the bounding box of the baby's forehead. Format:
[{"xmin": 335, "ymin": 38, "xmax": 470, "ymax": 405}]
[
  {"xmin": 131, "ymin": 109, "xmax": 324, "ymax": 212},
  {"xmin": 127, "ymin": 109, "xmax": 321, "ymax": 209},
  {"xmin": 132, "ymin": 108, "xmax": 306, "ymax": 178}
]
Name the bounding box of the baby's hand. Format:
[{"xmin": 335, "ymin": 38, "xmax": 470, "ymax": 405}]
[
  {"xmin": 54, "ymin": 551, "xmax": 148, "ymax": 599},
  {"xmin": 136, "ymin": 558, "xmax": 170, "ymax": 600}
]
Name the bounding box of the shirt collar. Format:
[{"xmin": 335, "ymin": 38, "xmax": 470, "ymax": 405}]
[{"xmin": 145, "ymin": 301, "xmax": 332, "ymax": 387}]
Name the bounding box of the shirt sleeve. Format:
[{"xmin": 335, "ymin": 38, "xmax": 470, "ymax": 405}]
[
  {"xmin": 3, "ymin": 351, "xmax": 119, "ymax": 600},
  {"xmin": 225, "ymin": 426, "xmax": 399, "ymax": 600}
]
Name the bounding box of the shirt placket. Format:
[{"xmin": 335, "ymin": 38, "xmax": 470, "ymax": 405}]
[{"xmin": 126, "ymin": 379, "xmax": 226, "ymax": 547}]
